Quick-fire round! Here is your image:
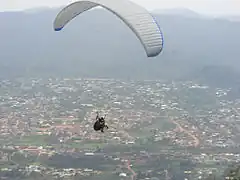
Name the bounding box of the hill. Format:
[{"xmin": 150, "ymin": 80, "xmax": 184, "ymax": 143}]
[{"xmin": 0, "ymin": 7, "xmax": 240, "ymax": 87}]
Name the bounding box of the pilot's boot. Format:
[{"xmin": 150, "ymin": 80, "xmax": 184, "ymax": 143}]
[
  {"xmin": 105, "ymin": 125, "xmax": 109, "ymax": 129},
  {"xmin": 101, "ymin": 128, "xmax": 104, "ymax": 133}
]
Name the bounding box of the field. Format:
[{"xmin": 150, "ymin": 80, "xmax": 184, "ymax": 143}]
[{"xmin": 128, "ymin": 116, "xmax": 176, "ymax": 138}]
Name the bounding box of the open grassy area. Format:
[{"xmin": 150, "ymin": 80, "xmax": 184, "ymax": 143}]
[
  {"xmin": 128, "ymin": 117, "xmax": 175, "ymax": 139},
  {"xmin": 65, "ymin": 140, "xmax": 106, "ymax": 149},
  {"xmin": 12, "ymin": 135, "xmax": 51, "ymax": 146},
  {"xmin": 149, "ymin": 118, "xmax": 176, "ymax": 130}
]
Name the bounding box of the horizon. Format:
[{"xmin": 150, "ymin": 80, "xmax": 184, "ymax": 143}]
[
  {"xmin": 0, "ymin": 0, "xmax": 240, "ymax": 17},
  {"xmin": 1, "ymin": 5, "xmax": 239, "ymax": 19}
]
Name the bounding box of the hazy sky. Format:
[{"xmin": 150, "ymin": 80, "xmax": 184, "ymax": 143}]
[{"xmin": 1, "ymin": 0, "xmax": 240, "ymax": 16}]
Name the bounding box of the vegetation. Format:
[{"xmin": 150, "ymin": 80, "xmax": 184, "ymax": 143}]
[{"xmin": 206, "ymin": 165, "xmax": 240, "ymax": 180}]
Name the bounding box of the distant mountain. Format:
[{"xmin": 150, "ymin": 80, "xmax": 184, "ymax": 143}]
[
  {"xmin": 190, "ymin": 65, "xmax": 240, "ymax": 88},
  {"xmin": 223, "ymin": 16, "xmax": 240, "ymax": 22},
  {"xmin": 152, "ymin": 8, "xmax": 202, "ymax": 18},
  {"xmin": 0, "ymin": 7, "xmax": 239, "ymax": 88},
  {"xmin": 23, "ymin": 6, "xmax": 57, "ymax": 14}
]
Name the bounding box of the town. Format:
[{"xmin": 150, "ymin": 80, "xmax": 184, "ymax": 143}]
[{"xmin": 0, "ymin": 77, "xmax": 239, "ymax": 180}]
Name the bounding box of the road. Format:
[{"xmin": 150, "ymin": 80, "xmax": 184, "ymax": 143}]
[
  {"xmin": 171, "ymin": 119, "xmax": 200, "ymax": 147},
  {"xmin": 126, "ymin": 160, "xmax": 136, "ymax": 180}
]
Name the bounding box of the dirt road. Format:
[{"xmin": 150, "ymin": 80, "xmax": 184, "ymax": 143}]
[
  {"xmin": 126, "ymin": 160, "xmax": 137, "ymax": 180},
  {"xmin": 172, "ymin": 119, "xmax": 200, "ymax": 147}
]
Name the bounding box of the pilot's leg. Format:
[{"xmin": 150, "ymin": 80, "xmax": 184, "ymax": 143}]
[{"xmin": 101, "ymin": 128, "xmax": 104, "ymax": 133}]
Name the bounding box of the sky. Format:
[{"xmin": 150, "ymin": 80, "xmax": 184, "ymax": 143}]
[{"xmin": 1, "ymin": 0, "xmax": 240, "ymax": 16}]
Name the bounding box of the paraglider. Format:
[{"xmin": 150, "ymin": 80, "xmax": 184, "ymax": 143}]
[
  {"xmin": 53, "ymin": 0, "xmax": 164, "ymax": 57},
  {"xmin": 93, "ymin": 112, "xmax": 108, "ymax": 133}
]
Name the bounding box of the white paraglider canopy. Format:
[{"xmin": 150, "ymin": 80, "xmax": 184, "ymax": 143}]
[{"xmin": 53, "ymin": 0, "xmax": 164, "ymax": 57}]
